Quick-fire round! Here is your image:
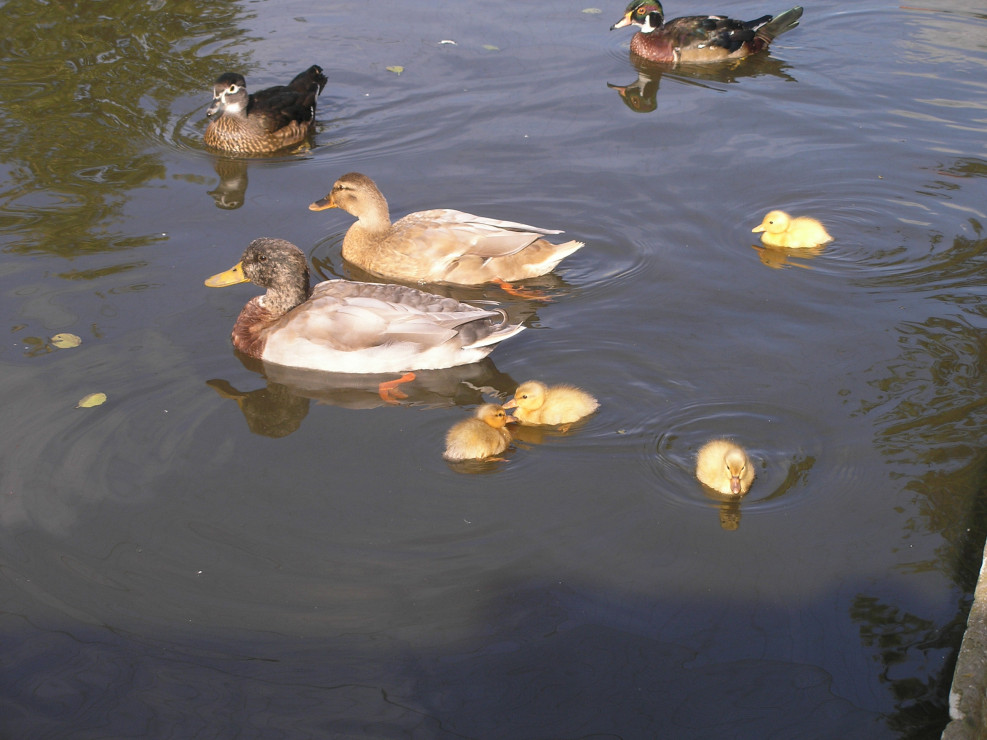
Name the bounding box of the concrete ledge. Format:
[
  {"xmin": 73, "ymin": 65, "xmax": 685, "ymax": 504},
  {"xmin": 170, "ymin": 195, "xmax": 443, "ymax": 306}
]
[{"xmin": 943, "ymin": 537, "xmax": 987, "ymax": 740}]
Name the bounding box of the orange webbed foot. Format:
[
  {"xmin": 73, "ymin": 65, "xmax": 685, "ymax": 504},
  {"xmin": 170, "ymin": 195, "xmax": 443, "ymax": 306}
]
[
  {"xmin": 378, "ymin": 372, "xmax": 416, "ymax": 403},
  {"xmin": 493, "ymin": 278, "xmax": 553, "ymax": 302}
]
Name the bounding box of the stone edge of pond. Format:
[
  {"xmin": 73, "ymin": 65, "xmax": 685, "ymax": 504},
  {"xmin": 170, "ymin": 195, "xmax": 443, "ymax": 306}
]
[{"xmin": 943, "ymin": 538, "xmax": 987, "ymax": 740}]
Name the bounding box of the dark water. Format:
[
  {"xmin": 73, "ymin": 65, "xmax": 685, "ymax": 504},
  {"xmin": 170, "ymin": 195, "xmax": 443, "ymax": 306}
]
[{"xmin": 1, "ymin": 0, "xmax": 986, "ymax": 737}]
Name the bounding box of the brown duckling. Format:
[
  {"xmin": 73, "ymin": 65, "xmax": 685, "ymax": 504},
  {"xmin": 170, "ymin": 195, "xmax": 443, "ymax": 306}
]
[
  {"xmin": 752, "ymin": 210, "xmax": 832, "ymax": 248},
  {"xmin": 611, "ymin": 2, "xmax": 802, "ymax": 64},
  {"xmin": 695, "ymin": 439, "xmax": 755, "ymax": 495},
  {"xmin": 308, "ymin": 172, "xmax": 584, "ymax": 285},
  {"xmin": 443, "ymin": 404, "xmax": 512, "ymax": 461},
  {"xmin": 504, "ymin": 380, "xmax": 599, "ymax": 426},
  {"xmin": 204, "ymin": 65, "xmax": 327, "ymax": 154},
  {"xmin": 204, "ymin": 238, "xmax": 524, "ymax": 374}
]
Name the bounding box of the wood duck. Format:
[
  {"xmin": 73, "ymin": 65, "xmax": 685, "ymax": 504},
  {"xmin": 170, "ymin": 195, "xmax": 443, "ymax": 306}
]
[
  {"xmin": 611, "ymin": 2, "xmax": 802, "ymax": 64},
  {"xmin": 204, "ymin": 65, "xmax": 328, "ymax": 154}
]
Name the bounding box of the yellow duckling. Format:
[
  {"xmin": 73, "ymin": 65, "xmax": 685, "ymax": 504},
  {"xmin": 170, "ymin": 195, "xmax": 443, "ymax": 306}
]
[
  {"xmin": 503, "ymin": 380, "xmax": 599, "ymax": 426},
  {"xmin": 752, "ymin": 210, "xmax": 832, "ymax": 249},
  {"xmin": 695, "ymin": 439, "xmax": 755, "ymax": 496},
  {"xmin": 443, "ymin": 404, "xmax": 512, "ymax": 461},
  {"xmin": 308, "ymin": 172, "xmax": 584, "ymax": 285},
  {"xmin": 205, "ymin": 238, "xmax": 524, "ymax": 374}
]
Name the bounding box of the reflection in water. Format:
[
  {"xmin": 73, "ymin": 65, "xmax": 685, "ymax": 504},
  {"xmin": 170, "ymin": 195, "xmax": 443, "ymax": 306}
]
[
  {"xmin": 753, "ymin": 242, "xmax": 826, "ymax": 270},
  {"xmin": 0, "ymin": 0, "xmax": 246, "ymax": 256},
  {"xmin": 607, "ymin": 55, "xmax": 796, "ymax": 114},
  {"xmin": 208, "ymin": 352, "xmax": 518, "ymax": 438},
  {"xmin": 208, "ymin": 157, "xmax": 249, "ymax": 210}
]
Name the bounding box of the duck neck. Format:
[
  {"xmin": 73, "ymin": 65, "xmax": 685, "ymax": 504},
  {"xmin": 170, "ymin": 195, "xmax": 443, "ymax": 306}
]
[
  {"xmin": 265, "ymin": 268, "xmax": 312, "ymax": 318},
  {"xmin": 355, "ymin": 192, "xmax": 393, "ymax": 237}
]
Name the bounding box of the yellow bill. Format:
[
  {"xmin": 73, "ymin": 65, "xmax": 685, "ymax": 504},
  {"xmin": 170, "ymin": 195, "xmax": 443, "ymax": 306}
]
[{"xmin": 205, "ymin": 261, "xmax": 249, "ymax": 287}]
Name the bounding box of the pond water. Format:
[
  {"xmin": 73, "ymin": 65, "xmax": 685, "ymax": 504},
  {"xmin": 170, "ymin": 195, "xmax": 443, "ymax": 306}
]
[{"xmin": 2, "ymin": 0, "xmax": 986, "ymax": 737}]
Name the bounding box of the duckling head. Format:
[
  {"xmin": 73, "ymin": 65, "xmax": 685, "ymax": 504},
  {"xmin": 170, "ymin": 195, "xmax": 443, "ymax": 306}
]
[
  {"xmin": 504, "ymin": 380, "xmax": 548, "ymax": 413},
  {"xmin": 752, "ymin": 210, "xmax": 792, "ymax": 236},
  {"xmin": 724, "ymin": 448, "xmax": 751, "ymax": 495},
  {"xmin": 477, "ymin": 403, "xmax": 510, "ymax": 429}
]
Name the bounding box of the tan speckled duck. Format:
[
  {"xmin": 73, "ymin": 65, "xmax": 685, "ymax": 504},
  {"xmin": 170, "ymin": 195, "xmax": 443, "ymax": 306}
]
[
  {"xmin": 444, "ymin": 404, "xmax": 513, "ymax": 461},
  {"xmin": 752, "ymin": 210, "xmax": 832, "ymax": 248},
  {"xmin": 504, "ymin": 380, "xmax": 599, "ymax": 426},
  {"xmin": 611, "ymin": 2, "xmax": 802, "ymax": 64},
  {"xmin": 204, "ymin": 65, "xmax": 328, "ymax": 154},
  {"xmin": 695, "ymin": 439, "xmax": 755, "ymax": 495},
  {"xmin": 308, "ymin": 172, "xmax": 584, "ymax": 285},
  {"xmin": 204, "ymin": 238, "xmax": 524, "ymax": 373}
]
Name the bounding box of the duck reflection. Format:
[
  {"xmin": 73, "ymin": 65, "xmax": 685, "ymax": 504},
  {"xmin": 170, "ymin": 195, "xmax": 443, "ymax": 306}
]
[
  {"xmin": 208, "ymin": 157, "xmax": 249, "ymax": 210},
  {"xmin": 702, "ymin": 491, "xmax": 744, "ymax": 531},
  {"xmin": 608, "ymin": 54, "xmax": 796, "ymax": 114},
  {"xmin": 208, "ymin": 352, "xmax": 519, "ymax": 438},
  {"xmin": 753, "ymin": 242, "xmax": 825, "ymax": 270}
]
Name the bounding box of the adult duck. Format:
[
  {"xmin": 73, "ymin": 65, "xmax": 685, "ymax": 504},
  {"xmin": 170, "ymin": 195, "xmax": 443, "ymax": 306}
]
[
  {"xmin": 205, "ymin": 238, "xmax": 524, "ymax": 374},
  {"xmin": 204, "ymin": 65, "xmax": 328, "ymax": 154},
  {"xmin": 308, "ymin": 172, "xmax": 584, "ymax": 285},
  {"xmin": 611, "ymin": 2, "xmax": 803, "ymax": 64}
]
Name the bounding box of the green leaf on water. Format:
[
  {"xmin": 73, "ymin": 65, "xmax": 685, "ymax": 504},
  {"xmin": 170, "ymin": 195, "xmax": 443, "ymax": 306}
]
[
  {"xmin": 386, "ymin": 65, "xmax": 404, "ymax": 75},
  {"xmin": 76, "ymin": 392, "xmax": 107, "ymax": 408},
  {"xmin": 51, "ymin": 333, "xmax": 82, "ymax": 349},
  {"xmin": 582, "ymin": 8, "xmax": 603, "ymax": 14},
  {"xmin": 482, "ymin": 44, "xmax": 500, "ymax": 51}
]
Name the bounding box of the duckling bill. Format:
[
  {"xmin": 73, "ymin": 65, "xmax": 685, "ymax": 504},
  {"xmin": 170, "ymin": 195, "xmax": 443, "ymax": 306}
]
[{"xmin": 205, "ymin": 238, "xmax": 524, "ymax": 374}]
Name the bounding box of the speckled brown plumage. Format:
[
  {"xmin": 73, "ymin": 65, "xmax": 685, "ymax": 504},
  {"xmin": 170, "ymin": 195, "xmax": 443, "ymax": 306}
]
[{"xmin": 204, "ymin": 65, "xmax": 328, "ymax": 154}]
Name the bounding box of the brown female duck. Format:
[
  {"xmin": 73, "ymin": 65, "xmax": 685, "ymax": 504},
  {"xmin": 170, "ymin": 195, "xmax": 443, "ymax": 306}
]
[
  {"xmin": 309, "ymin": 172, "xmax": 584, "ymax": 285},
  {"xmin": 204, "ymin": 238, "xmax": 524, "ymax": 374},
  {"xmin": 204, "ymin": 65, "xmax": 328, "ymax": 154},
  {"xmin": 611, "ymin": 1, "xmax": 802, "ymax": 64}
]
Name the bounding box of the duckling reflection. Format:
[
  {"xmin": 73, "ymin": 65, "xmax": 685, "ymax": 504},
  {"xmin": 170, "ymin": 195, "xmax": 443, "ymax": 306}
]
[
  {"xmin": 753, "ymin": 242, "xmax": 826, "ymax": 270},
  {"xmin": 702, "ymin": 490, "xmax": 744, "ymax": 531},
  {"xmin": 607, "ymin": 54, "xmax": 796, "ymax": 114},
  {"xmin": 208, "ymin": 353, "xmax": 518, "ymax": 438},
  {"xmin": 208, "ymin": 157, "xmax": 249, "ymax": 210}
]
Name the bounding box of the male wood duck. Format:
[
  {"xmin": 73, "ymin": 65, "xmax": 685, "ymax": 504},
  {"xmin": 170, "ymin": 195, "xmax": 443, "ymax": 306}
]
[
  {"xmin": 611, "ymin": 2, "xmax": 802, "ymax": 64},
  {"xmin": 204, "ymin": 65, "xmax": 328, "ymax": 154}
]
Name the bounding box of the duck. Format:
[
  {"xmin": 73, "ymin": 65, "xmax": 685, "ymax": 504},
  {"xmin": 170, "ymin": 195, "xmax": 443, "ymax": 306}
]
[
  {"xmin": 204, "ymin": 65, "xmax": 328, "ymax": 154},
  {"xmin": 204, "ymin": 238, "xmax": 525, "ymax": 374},
  {"xmin": 503, "ymin": 380, "xmax": 599, "ymax": 426},
  {"xmin": 695, "ymin": 439, "xmax": 755, "ymax": 495},
  {"xmin": 444, "ymin": 404, "xmax": 513, "ymax": 461},
  {"xmin": 308, "ymin": 172, "xmax": 584, "ymax": 285},
  {"xmin": 611, "ymin": 2, "xmax": 803, "ymax": 64},
  {"xmin": 752, "ymin": 210, "xmax": 832, "ymax": 248}
]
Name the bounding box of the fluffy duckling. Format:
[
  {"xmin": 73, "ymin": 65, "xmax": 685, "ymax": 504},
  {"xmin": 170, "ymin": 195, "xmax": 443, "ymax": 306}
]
[
  {"xmin": 205, "ymin": 238, "xmax": 524, "ymax": 374},
  {"xmin": 504, "ymin": 380, "xmax": 599, "ymax": 426},
  {"xmin": 444, "ymin": 404, "xmax": 512, "ymax": 461},
  {"xmin": 695, "ymin": 439, "xmax": 755, "ymax": 495},
  {"xmin": 204, "ymin": 65, "xmax": 328, "ymax": 154},
  {"xmin": 611, "ymin": 1, "xmax": 803, "ymax": 64},
  {"xmin": 308, "ymin": 172, "xmax": 584, "ymax": 285},
  {"xmin": 752, "ymin": 210, "xmax": 832, "ymax": 249}
]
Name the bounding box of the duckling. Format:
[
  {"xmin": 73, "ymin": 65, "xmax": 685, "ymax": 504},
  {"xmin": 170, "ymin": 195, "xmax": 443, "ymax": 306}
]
[
  {"xmin": 444, "ymin": 404, "xmax": 512, "ymax": 461},
  {"xmin": 504, "ymin": 380, "xmax": 599, "ymax": 426},
  {"xmin": 204, "ymin": 65, "xmax": 328, "ymax": 154},
  {"xmin": 752, "ymin": 210, "xmax": 832, "ymax": 248},
  {"xmin": 695, "ymin": 439, "xmax": 755, "ymax": 495},
  {"xmin": 205, "ymin": 238, "xmax": 524, "ymax": 374},
  {"xmin": 308, "ymin": 172, "xmax": 584, "ymax": 285},
  {"xmin": 611, "ymin": 2, "xmax": 802, "ymax": 64}
]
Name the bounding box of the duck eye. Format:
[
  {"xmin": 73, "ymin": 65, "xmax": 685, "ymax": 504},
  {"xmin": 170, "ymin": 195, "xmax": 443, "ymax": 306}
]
[
  {"xmin": 257, "ymin": 254, "xmax": 266, "ymax": 262},
  {"xmin": 228, "ymin": 84, "xmax": 238, "ymax": 93}
]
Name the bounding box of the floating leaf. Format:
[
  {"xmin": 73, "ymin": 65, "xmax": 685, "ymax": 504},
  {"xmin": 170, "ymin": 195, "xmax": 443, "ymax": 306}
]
[
  {"xmin": 76, "ymin": 392, "xmax": 107, "ymax": 408},
  {"xmin": 51, "ymin": 333, "xmax": 82, "ymax": 349},
  {"xmin": 582, "ymin": 7, "xmax": 603, "ymax": 13},
  {"xmin": 386, "ymin": 65, "xmax": 404, "ymax": 75},
  {"xmin": 482, "ymin": 44, "xmax": 500, "ymax": 51}
]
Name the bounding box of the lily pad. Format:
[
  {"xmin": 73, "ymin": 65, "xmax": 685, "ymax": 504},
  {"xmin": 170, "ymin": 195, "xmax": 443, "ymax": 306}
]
[
  {"xmin": 51, "ymin": 333, "xmax": 82, "ymax": 349},
  {"xmin": 386, "ymin": 65, "xmax": 404, "ymax": 75},
  {"xmin": 76, "ymin": 392, "xmax": 107, "ymax": 408}
]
